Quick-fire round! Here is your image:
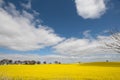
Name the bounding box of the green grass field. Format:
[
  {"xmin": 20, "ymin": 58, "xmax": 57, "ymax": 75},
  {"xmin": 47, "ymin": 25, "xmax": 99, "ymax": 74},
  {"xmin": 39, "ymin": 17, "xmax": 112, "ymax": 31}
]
[{"xmin": 0, "ymin": 62, "xmax": 120, "ymax": 80}]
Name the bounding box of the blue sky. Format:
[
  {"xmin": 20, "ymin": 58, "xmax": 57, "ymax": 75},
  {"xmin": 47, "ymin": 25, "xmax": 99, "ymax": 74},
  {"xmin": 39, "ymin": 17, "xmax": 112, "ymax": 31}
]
[
  {"xmin": 0, "ymin": 0, "xmax": 120, "ymax": 62},
  {"xmin": 4, "ymin": 0, "xmax": 120, "ymax": 38},
  {"xmin": 32, "ymin": 0, "xmax": 120, "ymax": 37}
]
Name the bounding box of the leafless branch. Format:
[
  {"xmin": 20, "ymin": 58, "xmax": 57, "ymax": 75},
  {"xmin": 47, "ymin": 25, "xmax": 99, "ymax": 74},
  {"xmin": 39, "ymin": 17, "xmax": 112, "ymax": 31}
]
[{"xmin": 102, "ymin": 29, "xmax": 120, "ymax": 53}]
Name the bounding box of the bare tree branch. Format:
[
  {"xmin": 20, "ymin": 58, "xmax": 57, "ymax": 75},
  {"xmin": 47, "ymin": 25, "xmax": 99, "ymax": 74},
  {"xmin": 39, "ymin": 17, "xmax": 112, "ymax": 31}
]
[{"xmin": 102, "ymin": 29, "xmax": 120, "ymax": 53}]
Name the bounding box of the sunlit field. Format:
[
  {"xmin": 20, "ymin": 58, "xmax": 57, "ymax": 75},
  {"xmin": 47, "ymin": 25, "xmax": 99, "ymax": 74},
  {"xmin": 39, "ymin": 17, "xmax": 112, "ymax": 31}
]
[{"xmin": 0, "ymin": 62, "xmax": 120, "ymax": 80}]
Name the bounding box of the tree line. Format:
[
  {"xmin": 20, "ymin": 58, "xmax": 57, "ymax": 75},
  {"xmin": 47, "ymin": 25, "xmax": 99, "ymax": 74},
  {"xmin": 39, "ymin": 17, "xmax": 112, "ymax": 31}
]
[{"xmin": 0, "ymin": 59, "xmax": 61, "ymax": 65}]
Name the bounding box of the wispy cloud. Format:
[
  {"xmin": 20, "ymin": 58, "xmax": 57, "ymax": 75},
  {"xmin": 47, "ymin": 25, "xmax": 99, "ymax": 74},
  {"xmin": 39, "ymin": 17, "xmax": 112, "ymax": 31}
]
[
  {"xmin": 75, "ymin": 0, "xmax": 108, "ymax": 19},
  {"xmin": 21, "ymin": 0, "xmax": 32, "ymax": 9},
  {"xmin": 53, "ymin": 37, "xmax": 100, "ymax": 55},
  {"xmin": 83, "ymin": 30, "xmax": 93, "ymax": 39},
  {"xmin": 0, "ymin": 1, "xmax": 64, "ymax": 51},
  {"xmin": 53, "ymin": 30, "xmax": 116, "ymax": 56}
]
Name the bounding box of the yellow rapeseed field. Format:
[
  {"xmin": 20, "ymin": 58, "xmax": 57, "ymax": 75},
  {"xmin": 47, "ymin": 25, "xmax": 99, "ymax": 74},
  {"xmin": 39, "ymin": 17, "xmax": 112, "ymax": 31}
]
[{"xmin": 0, "ymin": 62, "xmax": 120, "ymax": 80}]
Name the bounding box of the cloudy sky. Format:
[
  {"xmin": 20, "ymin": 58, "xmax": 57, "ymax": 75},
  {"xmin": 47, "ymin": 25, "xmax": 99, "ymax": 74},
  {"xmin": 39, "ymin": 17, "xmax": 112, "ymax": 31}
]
[{"xmin": 0, "ymin": 0, "xmax": 120, "ymax": 63}]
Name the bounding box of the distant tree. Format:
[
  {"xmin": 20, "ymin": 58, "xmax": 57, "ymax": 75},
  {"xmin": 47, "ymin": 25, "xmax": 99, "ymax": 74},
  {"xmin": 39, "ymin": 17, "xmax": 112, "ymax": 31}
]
[
  {"xmin": 36, "ymin": 61, "xmax": 41, "ymax": 64},
  {"xmin": 18, "ymin": 60, "xmax": 22, "ymax": 64},
  {"xmin": 30, "ymin": 60, "xmax": 36, "ymax": 65},
  {"xmin": 49, "ymin": 62, "xmax": 52, "ymax": 64},
  {"xmin": 106, "ymin": 60, "xmax": 109, "ymax": 62},
  {"xmin": 0, "ymin": 60, "xmax": 3, "ymax": 65},
  {"xmin": 43, "ymin": 61, "xmax": 47, "ymax": 64},
  {"xmin": 8, "ymin": 60, "xmax": 13, "ymax": 64},
  {"xmin": 14, "ymin": 61, "xmax": 17, "ymax": 64},
  {"xmin": 54, "ymin": 61, "xmax": 58, "ymax": 64},
  {"xmin": 0, "ymin": 60, "xmax": 1, "ymax": 65},
  {"xmin": 58, "ymin": 62, "xmax": 61, "ymax": 64},
  {"xmin": 0, "ymin": 59, "xmax": 13, "ymax": 65},
  {"xmin": 14, "ymin": 60, "xmax": 22, "ymax": 64},
  {"xmin": 23, "ymin": 60, "xmax": 28, "ymax": 64},
  {"xmin": 0, "ymin": 59, "xmax": 46, "ymax": 65},
  {"xmin": 0, "ymin": 59, "xmax": 9, "ymax": 65}
]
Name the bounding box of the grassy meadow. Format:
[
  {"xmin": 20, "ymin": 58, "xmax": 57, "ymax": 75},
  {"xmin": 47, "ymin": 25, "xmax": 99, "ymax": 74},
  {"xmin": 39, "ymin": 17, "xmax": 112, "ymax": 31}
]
[{"xmin": 0, "ymin": 62, "xmax": 120, "ymax": 80}]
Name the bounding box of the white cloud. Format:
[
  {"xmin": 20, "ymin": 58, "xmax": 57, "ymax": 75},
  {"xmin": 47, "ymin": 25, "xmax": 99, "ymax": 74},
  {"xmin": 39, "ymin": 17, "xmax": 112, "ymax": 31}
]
[
  {"xmin": 53, "ymin": 37, "xmax": 101, "ymax": 55},
  {"xmin": 83, "ymin": 30, "xmax": 92, "ymax": 39},
  {"xmin": 75, "ymin": 0, "xmax": 107, "ymax": 19},
  {"xmin": 0, "ymin": 1, "xmax": 64, "ymax": 51},
  {"xmin": 21, "ymin": 0, "xmax": 32, "ymax": 9},
  {"xmin": 53, "ymin": 29, "xmax": 120, "ymax": 56}
]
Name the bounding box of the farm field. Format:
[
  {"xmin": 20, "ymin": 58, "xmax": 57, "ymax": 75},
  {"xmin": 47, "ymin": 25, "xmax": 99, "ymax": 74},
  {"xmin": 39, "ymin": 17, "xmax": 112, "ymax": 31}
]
[{"xmin": 0, "ymin": 62, "xmax": 120, "ymax": 80}]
